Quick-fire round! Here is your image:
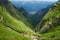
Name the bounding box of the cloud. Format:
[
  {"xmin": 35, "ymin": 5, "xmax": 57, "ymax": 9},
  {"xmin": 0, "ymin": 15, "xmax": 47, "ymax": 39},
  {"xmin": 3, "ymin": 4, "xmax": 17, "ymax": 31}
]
[
  {"xmin": 9, "ymin": 0, "xmax": 58, "ymax": 2},
  {"xmin": 10, "ymin": 0, "xmax": 33, "ymax": 1}
]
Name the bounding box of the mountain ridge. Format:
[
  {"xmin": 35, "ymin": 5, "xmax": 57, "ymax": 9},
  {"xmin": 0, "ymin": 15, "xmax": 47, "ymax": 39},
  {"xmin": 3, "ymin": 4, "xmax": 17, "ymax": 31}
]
[
  {"xmin": 0, "ymin": 0, "xmax": 40, "ymax": 40},
  {"xmin": 0, "ymin": 0, "xmax": 60, "ymax": 40},
  {"xmin": 10, "ymin": 1, "xmax": 54, "ymax": 14},
  {"xmin": 35, "ymin": 1, "xmax": 60, "ymax": 39}
]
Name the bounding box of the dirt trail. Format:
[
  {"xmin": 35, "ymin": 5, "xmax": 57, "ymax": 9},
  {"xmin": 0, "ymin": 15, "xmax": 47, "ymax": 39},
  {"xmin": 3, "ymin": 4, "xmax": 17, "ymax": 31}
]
[
  {"xmin": 24, "ymin": 34, "xmax": 38, "ymax": 40},
  {"xmin": 7, "ymin": 26, "xmax": 39, "ymax": 40}
]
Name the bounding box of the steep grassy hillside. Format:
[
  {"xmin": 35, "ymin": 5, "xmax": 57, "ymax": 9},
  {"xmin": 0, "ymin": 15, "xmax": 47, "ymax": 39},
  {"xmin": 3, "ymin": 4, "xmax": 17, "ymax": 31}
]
[
  {"xmin": 0, "ymin": 6, "xmax": 34, "ymax": 34},
  {"xmin": 1, "ymin": 0, "xmax": 60, "ymax": 40},
  {"xmin": 0, "ymin": 24, "xmax": 31, "ymax": 40},
  {"xmin": 36, "ymin": 1, "xmax": 60, "ymax": 39},
  {"xmin": 0, "ymin": 4, "xmax": 36, "ymax": 40},
  {"xmin": 0, "ymin": 0, "xmax": 42, "ymax": 40},
  {"xmin": 0, "ymin": 0, "xmax": 32, "ymax": 28}
]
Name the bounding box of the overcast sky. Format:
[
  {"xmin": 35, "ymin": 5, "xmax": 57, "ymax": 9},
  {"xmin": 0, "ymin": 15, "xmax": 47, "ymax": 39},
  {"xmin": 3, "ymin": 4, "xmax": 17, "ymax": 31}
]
[{"xmin": 9, "ymin": 0, "xmax": 58, "ymax": 2}]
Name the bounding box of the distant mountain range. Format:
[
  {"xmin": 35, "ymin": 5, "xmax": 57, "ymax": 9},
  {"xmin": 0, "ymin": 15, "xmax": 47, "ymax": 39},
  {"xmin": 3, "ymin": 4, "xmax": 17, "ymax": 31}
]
[
  {"xmin": 10, "ymin": 1, "xmax": 55, "ymax": 28},
  {"xmin": 10, "ymin": 1, "xmax": 54, "ymax": 14}
]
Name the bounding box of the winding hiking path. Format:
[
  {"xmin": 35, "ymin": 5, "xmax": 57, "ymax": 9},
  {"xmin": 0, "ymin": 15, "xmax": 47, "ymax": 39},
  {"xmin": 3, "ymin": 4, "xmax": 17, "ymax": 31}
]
[{"xmin": 6, "ymin": 26, "xmax": 39, "ymax": 40}]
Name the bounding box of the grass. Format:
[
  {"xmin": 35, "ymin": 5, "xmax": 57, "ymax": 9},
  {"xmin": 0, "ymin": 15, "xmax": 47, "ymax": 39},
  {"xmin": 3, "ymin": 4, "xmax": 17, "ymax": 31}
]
[
  {"xmin": 37, "ymin": 1, "xmax": 60, "ymax": 40},
  {"xmin": 42, "ymin": 25, "xmax": 60, "ymax": 40},
  {"xmin": 0, "ymin": 24, "xmax": 31, "ymax": 40},
  {"xmin": 0, "ymin": 6, "xmax": 36, "ymax": 40},
  {"xmin": 0, "ymin": 1, "xmax": 60, "ymax": 40},
  {"xmin": 44, "ymin": 2, "xmax": 60, "ymax": 20},
  {"xmin": 0, "ymin": 6, "xmax": 34, "ymax": 34},
  {"xmin": 5, "ymin": 3, "xmax": 32, "ymax": 28}
]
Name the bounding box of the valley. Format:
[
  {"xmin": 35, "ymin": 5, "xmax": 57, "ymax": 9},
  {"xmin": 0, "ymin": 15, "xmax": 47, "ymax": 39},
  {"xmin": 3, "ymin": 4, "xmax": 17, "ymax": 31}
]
[{"xmin": 0, "ymin": 0, "xmax": 60, "ymax": 40}]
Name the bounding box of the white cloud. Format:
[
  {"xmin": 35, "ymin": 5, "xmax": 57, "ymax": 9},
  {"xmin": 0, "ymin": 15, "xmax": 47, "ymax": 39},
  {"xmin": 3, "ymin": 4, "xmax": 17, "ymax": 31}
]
[
  {"xmin": 9, "ymin": 0, "xmax": 58, "ymax": 2},
  {"xmin": 10, "ymin": 0, "xmax": 33, "ymax": 1}
]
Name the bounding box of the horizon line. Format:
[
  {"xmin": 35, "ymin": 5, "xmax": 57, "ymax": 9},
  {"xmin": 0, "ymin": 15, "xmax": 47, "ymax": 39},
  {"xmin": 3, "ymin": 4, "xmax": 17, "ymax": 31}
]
[{"xmin": 9, "ymin": 0, "xmax": 58, "ymax": 2}]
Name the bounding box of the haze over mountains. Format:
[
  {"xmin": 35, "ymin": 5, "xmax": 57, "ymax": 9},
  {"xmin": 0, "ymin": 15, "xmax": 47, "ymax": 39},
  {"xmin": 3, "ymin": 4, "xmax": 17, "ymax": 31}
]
[
  {"xmin": 9, "ymin": 1, "xmax": 57, "ymax": 28},
  {"xmin": 10, "ymin": 1, "xmax": 54, "ymax": 14}
]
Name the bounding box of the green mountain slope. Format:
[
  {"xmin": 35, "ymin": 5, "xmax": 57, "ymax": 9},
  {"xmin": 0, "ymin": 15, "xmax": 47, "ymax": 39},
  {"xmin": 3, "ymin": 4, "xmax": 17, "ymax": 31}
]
[
  {"xmin": 0, "ymin": 24, "xmax": 31, "ymax": 40},
  {"xmin": 1, "ymin": 0, "xmax": 60, "ymax": 40},
  {"xmin": 36, "ymin": 1, "xmax": 60, "ymax": 39},
  {"xmin": 0, "ymin": 5, "xmax": 34, "ymax": 35},
  {"xmin": 0, "ymin": 0, "xmax": 39, "ymax": 40},
  {"xmin": 0, "ymin": 5, "xmax": 34, "ymax": 40},
  {"xmin": 0, "ymin": 0, "xmax": 31, "ymax": 28}
]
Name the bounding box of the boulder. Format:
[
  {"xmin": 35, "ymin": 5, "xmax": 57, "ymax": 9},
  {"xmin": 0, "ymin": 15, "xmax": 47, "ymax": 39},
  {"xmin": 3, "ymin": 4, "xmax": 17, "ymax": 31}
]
[
  {"xmin": 52, "ymin": 16, "xmax": 60, "ymax": 26},
  {"xmin": 40, "ymin": 24, "xmax": 51, "ymax": 33},
  {"xmin": 0, "ymin": 16, "xmax": 3, "ymax": 23}
]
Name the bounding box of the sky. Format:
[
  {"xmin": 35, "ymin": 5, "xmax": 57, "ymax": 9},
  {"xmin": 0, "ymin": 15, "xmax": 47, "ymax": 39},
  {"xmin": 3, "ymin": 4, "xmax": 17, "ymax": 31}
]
[{"xmin": 9, "ymin": 0, "xmax": 58, "ymax": 2}]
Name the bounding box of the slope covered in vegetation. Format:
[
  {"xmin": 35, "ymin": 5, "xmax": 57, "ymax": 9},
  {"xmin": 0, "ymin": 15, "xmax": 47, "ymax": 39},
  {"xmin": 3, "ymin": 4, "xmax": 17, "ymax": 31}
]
[
  {"xmin": 36, "ymin": 1, "xmax": 60, "ymax": 39},
  {"xmin": 0, "ymin": 6, "xmax": 32, "ymax": 40},
  {"xmin": 0, "ymin": 0, "xmax": 38, "ymax": 40},
  {"xmin": 0, "ymin": 24, "xmax": 31, "ymax": 40},
  {"xmin": 0, "ymin": 0, "xmax": 60, "ymax": 40},
  {"xmin": 0, "ymin": 0, "xmax": 32, "ymax": 28}
]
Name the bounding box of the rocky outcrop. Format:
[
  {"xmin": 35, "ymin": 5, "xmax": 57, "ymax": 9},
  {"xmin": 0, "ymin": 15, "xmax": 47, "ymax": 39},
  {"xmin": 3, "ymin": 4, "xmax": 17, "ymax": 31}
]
[
  {"xmin": 52, "ymin": 16, "xmax": 60, "ymax": 26},
  {"xmin": 40, "ymin": 16, "xmax": 60, "ymax": 33},
  {"xmin": 40, "ymin": 24, "xmax": 51, "ymax": 33},
  {"xmin": 0, "ymin": 16, "xmax": 3, "ymax": 23}
]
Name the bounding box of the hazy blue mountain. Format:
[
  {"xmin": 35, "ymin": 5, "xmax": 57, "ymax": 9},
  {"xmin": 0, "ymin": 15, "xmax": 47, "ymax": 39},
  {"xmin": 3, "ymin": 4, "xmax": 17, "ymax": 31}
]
[{"xmin": 10, "ymin": 1, "xmax": 54, "ymax": 14}]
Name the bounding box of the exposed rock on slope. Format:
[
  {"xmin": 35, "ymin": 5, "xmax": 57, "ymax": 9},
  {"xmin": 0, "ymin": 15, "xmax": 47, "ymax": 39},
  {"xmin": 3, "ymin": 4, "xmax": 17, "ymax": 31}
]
[
  {"xmin": 40, "ymin": 16, "xmax": 60, "ymax": 33},
  {"xmin": 0, "ymin": 16, "xmax": 3, "ymax": 23}
]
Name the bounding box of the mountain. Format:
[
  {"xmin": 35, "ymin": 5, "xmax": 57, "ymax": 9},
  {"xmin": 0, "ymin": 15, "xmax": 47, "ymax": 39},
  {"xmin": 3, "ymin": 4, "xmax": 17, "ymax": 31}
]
[
  {"xmin": 0, "ymin": 0, "xmax": 60, "ymax": 40},
  {"xmin": 30, "ymin": 5, "xmax": 53, "ymax": 28},
  {"xmin": 10, "ymin": 1, "xmax": 57, "ymax": 29},
  {"xmin": 0, "ymin": 0, "xmax": 40, "ymax": 40},
  {"xmin": 10, "ymin": 1, "xmax": 53, "ymax": 14},
  {"xmin": 10, "ymin": 1, "xmax": 56, "ymax": 29},
  {"xmin": 17, "ymin": 7, "xmax": 32, "ymax": 19},
  {"xmin": 35, "ymin": 1, "xmax": 60, "ymax": 39},
  {"xmin": 17, "ymin": 7, "xmax": 33, "ymax": 28},
  {"xmin": 0, "ymin": 0, "xmax": 32, "ymax": 27}
]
